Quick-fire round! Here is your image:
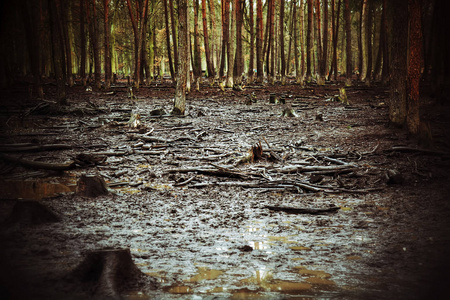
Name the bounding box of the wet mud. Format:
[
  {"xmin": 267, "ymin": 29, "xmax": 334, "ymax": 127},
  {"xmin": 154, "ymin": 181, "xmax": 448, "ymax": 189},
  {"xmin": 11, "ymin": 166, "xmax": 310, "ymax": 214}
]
[{"xmin": 1, "ymin": 81, "xmax": 450, "ymax": 299}]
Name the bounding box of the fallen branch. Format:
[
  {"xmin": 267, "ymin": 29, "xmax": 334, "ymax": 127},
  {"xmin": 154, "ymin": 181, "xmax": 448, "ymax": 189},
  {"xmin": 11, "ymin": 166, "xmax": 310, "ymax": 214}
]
[
  {"xmin": 0, "ymin": 153, "xmax": 75, "ymax": 171},
  {"xmin": 264, "ymin": 205, "xmax": 340, "ymax": 215}
]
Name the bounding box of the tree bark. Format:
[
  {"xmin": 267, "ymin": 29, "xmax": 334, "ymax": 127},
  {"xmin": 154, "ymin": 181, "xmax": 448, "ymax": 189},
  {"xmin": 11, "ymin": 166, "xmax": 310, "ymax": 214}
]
[
  {"xmin": 226, "ymin": 0, "xmax": 235, "ymax": 87},
  {"xmin": 256, "ymin": 0, "xmax": 263, "ymax": 82},
  {"xmin": 357, "ymin": 0, "xmax": 364, "ymax": 81},
  {"xmin": 306, "ymin": 0, "xmax": 313, "ymax": 82},
  {"xmin": 293, "ymin": 1, "xmax": 301, "ymax": 83},
  {"xmin": 104, "ymin": 0, "xmax": 111, "ymax": 89},
  {"xmin": 79, "ymin": 0, "xmax": 87, "ymax": 86},
  {"xmin": 248, "ymin": 0, "xmax": 255, "ymax": 82},
  {"xmin": 169, "ymin": 0, "xmax": 179, "ymax": 74},
  {"xmin": 279, "ymin": 0, "xmax": 286, "ymax": 85},
  {"xmin": 406, "ymin": 0, "xmax": 423, "ymax": 134},
  {"xmin": 90, "ymin": 0, "xmax": 101, "ymax": 89},
  {"xmin": 315, "ymin": 0, "xmax": 323, "ymax": 84},
  {"xmin": 329, "ymin": 0, "xmax": 341, "ymax": 81},
  {"xmin": 219, "ymin": 0, "xmax": 230, "ymax": 78},
  {"xmin": 193, "ymin": 0, "xmax": 202, "ymax": 81},
  {"xmin": 320, "ymin": 0, "xmax": 329, "ymax": 84},
  {"xmin": 202, "ymin": 0, "xmax": 214, "ymax": 77},
  {"xmin": 388, "ymin": 0, "xmax": 408, "ymax": 127},
  {"xmin": 344, "ymin": 0, "xmax": 352, "ymax": 86},
  {"xmin": 364, "ymin": 0, "xmax": 373, "ymax": 85},
  {"xmin": 163, "ymin": 0, "xmax": 175, "ymax": 81},
  {"xmin": 233, "ymin": 0, "xmax": 244, "ymax": 85},
  {"xmin": 173, "ymin": 0, "xmax": 188, "ymax": 115}
]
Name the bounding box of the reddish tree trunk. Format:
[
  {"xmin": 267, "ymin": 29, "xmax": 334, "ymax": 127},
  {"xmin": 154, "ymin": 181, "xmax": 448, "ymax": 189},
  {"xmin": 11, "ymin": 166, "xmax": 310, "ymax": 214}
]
[
  {"xmin": 163, "ymin": 0, "xmax": 175, "ymax": 81},
  {"xmin": 256, "ymin": 0, "xmax": 263, "ymax": 81},
  {"xmin": 306, "ymin": 0, "xmax": 313, "ymax": 81},
  {"xmin": 344, "ymin": 0, "xmax": 352, "ymax": 85},
  {"xmin": 202, "ymin": 0, "xmax": 214, "ymax": 77},
  {"xmin": 248, "ymin": 0, "xmax": 255, "ymax": 81}
]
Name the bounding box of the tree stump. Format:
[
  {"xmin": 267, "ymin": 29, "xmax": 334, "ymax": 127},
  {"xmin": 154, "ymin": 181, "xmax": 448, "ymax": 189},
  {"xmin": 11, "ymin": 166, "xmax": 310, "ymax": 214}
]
[
  {"xmin": 76, "ymin": 174, "xmax": 109, "ymax": 198},
  {"xmin": 70, "ymin": 249, "xmax": 157, "ymax": 299},
  {"xmin": 2, "ymin": 200, "xmax": 60, "ymax": 227}
]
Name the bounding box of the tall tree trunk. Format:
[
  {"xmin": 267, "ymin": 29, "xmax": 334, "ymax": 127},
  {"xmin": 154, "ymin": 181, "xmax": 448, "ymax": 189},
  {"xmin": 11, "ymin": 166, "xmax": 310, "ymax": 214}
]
[
  {"xmin": 219, "ymin": 0, "xmax": 230, "ymax": 78},
  {"xmin": 321, "ymin": 0, "xmax": 329, "ymax": 83},
  {"xmin": 80, "ymin": 0, "xmax": 87, "ymax": 86},
  {"xmin": 329, "ymin": 0, "xmax": 341, "ymax": 80},
  {"xmin": 226, "ymin": 0, "xmax": 235, "ymax": 87},
  {"xmin": 344, "ymin": 0, "xmax": 352, "ymax": 86},
  {"xmin": 233, "ymin": 0, "xmax": 244, "ymax": 85},
  {"xmin": 248, "ymin": 0, "xmax": 255, "ymax": 82},
  {"xmin": 406, "ymin": 0, "xmax": 422, "ymax": 134},
  {"xmin": 48, "ymin": 0, "xmax": 67, "ymax": 104},
  {"xmin": 300, "ymin": 0, "xmax": 305, "ymax": 80},
  {"xmin": 90, "ymin": 0, "xmax": 101, "ymax": 89},
  {"xmin": 315, "ymin": 0, "xmax": 323, "ymax": 84},
  {"xmin": 59, "ymin": 0, "xmax": 73, "ymax": 87},
  {"xmin": 208, "ymin": 0, "xmax": 217, "ymax": 73},
  {"xmin": 163, "ymin": 0, "xmax": 175, "ymax": 81},
  {"xmin": 269, "ymin": 0, "xmax": 275, "ymax": 84},
  {"xmin": 193, "ymin": 0, "xmax": 202, "ymax": 81},
  {"xmin": 388, "ymin": 0, "xmax": 408, "ymax": 127},
  {"xmin": 357, "ymin": 0, "xmax": 364, "ymax": 81},
  {"xmin": 169, "ymin": 0, "xmax": 178, "ymax": 74},
  {"xmin": 365, "ymin": 0, "xmax": 373, "ymax": 85},
  {"xmin": 173, "ymin": 0, "xmax": 188, "ymax": 115},
  {"xmin": 280, "ymin": 0, "xmax": 286, "ymax": 85},
  {"xmin": 202, "ymin": 0, "xmax": 214, "ymax": 77},
  {"xmin": 306, "ymin": 0, "xmax": 313, "ymax": 82},
  {"xmin": 380, "ymin": 0, "xmax": 389, "ymax": 84},
  {"xmin": 286, "ymin": 0, "xmax": 295, "ymax": 76},
  {"xmin": 104, "ymin": 0, "xmax": 111, "ymax": 89},
  {"xmin": 256, "ymin": 0, "xmax": 263, "ymax": 82},
  {"xmin": 293, "ymin": 1, "xmax": 301, "ymax": 83}
]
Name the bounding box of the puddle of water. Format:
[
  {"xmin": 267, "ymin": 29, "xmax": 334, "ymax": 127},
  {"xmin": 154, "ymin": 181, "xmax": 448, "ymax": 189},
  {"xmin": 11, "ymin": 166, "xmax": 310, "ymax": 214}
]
[
  {"xmin": 185, "ymin": 267, "xmax": 224, "ymax": 282},
  {"xmin": 0, "ymin": 178, "xmax": 76, "ymax": 200}
]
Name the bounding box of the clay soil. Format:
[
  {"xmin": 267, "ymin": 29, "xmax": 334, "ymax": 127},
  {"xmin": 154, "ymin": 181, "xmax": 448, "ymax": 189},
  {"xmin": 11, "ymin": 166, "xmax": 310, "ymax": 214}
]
[{"xmin": 1, "ymin": 80, "xmax": 450, "ymax": 299}]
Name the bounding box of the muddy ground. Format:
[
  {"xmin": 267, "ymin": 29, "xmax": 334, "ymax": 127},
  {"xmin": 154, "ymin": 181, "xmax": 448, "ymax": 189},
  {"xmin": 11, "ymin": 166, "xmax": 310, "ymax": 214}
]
[{"xmin": 1, "ymin": 80, "xmax": 450, "ymax": 299}]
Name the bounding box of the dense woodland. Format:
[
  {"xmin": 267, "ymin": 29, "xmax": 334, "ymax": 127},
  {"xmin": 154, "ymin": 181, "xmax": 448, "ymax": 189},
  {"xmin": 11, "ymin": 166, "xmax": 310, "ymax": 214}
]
[{"xmin": 0, "ymin": 0, "xmax": 449, "ymax": 134}]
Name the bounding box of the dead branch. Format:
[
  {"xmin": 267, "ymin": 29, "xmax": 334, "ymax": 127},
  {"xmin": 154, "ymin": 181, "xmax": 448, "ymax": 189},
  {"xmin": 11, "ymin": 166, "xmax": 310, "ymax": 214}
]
[
  {"xmin": 0, "ymin": 153, "xmax": 75, "ymax": 171},
  {"xmin": 264, "ymin": 205, "xmax": 340, "ymax": 215}
]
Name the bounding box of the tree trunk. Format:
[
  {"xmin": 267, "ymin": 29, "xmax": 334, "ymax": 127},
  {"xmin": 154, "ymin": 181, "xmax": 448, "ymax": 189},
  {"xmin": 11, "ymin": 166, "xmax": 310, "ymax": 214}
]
[
  {"xmin": 193, "ymin": 0, "xmax": 202, "ymax": 83},
  {"xmin": 202, "ymin": 0, "xmax": 214, "ymax": 78},
  {"xmin": 388, "ymin": 0, "xmax": 408, "ymax": 127},
  {"xmin": 293, "ymin": 1, "xmax": 300, "ymax": 83},
  {"xmin": 329, "ymin": 0, "xmax": 341, "ymax": 81},
  {"xmin": 365, "ymin": 0, "xmax": 373, "ymax": 85},
  {"xmin": 104, "ymin": 0, "xmax": 111, "ymax": 89},
  {"xmin": 320, "ymin": 0, "xmax": 329, "ymax": 84},
  {"xmin": 90, "ymin": 0, "xmax": 101, "ymax": 89},
  {"xmin": 344, "ymin": 0, "xmax": 352, "ymax": 86},
  {"xmin": 380, "ymin": 0, "xmax": 389, "ymax": 84},
  {"xmin": 248, "ymin": 0, "xmax": 255, "ymax": 82},
  {"xmin": 48, "ymin": 0, "xmax": 67, "ymax": 104},
  {"xmin": 233, "ymin": 0, "xmax": 244, "ymax": 85},
  {"xmin": 79, "ymin": 0, "xmax": 87, "ymax": 86},
  {"xmin": 208, "ymin": 0, "xmax": 218, "ymax": 74},
  {"xmin": 279, "ymin": 0, "xmax": 286, "ymax": 85},
  {"xmin": 357, "ymin": 0, "xmax": 364, "ymax": 81},
  {"xmin": 226, "ymin": 0, "xmax": 235, "ymax": 87},
  {"xmin": 60, "ymin": 0, "xmax": 74, "ymax": 87},
  {"xmin": 286, "ymin": 0, "xmax": 295, "ymax": 76},
  {"xmin": 406, "ymin": 0, "xmax": 422, "ymax": 134},
  {"xmin": 173, "ymin": 0, "xmax": 188, "ymax": 115},
  {"xmin": 163, "ymin": 0, "xmax": 175, "ymax": 81},
  {"xmin": 315, "ymin": 0, "xmax": 323, "ymax": 84},
  {"xmin": 169, "ymin": 0, "xmax": 179, "ymax": 75},
  {"xmin": 256, "ymin": 0, "xmax": 263, "ymax": 82},
  {"xmin": 219, "ymin": 0, "xmax": 230, "ymax": 78},
  {"xmin": 269, "ymin": 0, "xmax": 275, "ymax": 84},
  {"xmin": 306, "ymin": 0, "xmax": 313, "ymax": 82}
]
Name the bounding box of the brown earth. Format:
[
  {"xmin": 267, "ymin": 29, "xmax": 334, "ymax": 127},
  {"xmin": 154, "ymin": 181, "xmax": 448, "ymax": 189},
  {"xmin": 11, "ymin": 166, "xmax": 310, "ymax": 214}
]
[{"xmin": 1, "ymin": 79, "xmax": 450, "ymax": 299}]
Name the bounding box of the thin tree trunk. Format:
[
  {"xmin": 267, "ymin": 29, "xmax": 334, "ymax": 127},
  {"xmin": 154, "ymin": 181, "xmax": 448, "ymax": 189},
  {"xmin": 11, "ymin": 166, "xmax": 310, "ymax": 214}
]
[
  {"xmin": 269, "ymin": 0, "xmax": 275, "ymax": 84},
  {"xmin": 315, "ymin": 0, "xmax": 323, "ymax": 84},
  {"xmin": 306, "ymin": 0, "xmax": 313, "ymax": 82},
  {"xmin": 344, "ymin": 0, "xmax": 352, "ymax": 86},
  {"xmin": 202, "ymin": 0, "xmax": 214, "ymax": 77},
  {"xmin": 163, "ymin": 0, "xmax": 175, "ymax": 81},
  {"xmin": 233, "ymin": 0, "xmax": 244, "ymax": 85},
  {"xmin": 280, "ymin": 0, "xmax": 286, "ymax": 85},
  {"xmin": 365, "ymin": 0, "xmax": 373, "ymax": 85},
  {"xmin": 104, "ymin": 0, "xmax": 111, "ymax": 89},
  {"xmin": 286, "ymin": 0, "xmax": 295, "ymax": 76},
  {"xmin": 169, "ymin": 0, "xmax": 178, "ymax": 74},
  {"xmin": 60, "ymin": 0, "xmax": 73, "ymax": 87},
  {"xmin": 256, "ymin": 0, "xmax": 263, "ymax": 82},
  {"xmin": 80, "ymin": 0, "xmax": 86, "ymax": 86},
  {"xmin": 248, "ymin": 0, "xmax": 255, "ymax": 82},
  {"xmin": 293, "ymin": 1, "xmax": 301, "ymax": 83},
  {"xmin": 48, "ymin": 0, "xmax": 67, "ymax": 104},
  {"xmin": 380, "ymin": 0, "xmax": 389, "ymax": 83},
  {"xmin": 321, "ymin": 0, "xmax": 328, "ymax": 83},
  {"xmin": 219, "ymin": 0, "xmax": 230, "ymax": 78},
  {"xmin": 90, "ymin": 0, "xmax": 101, "ymax": 89},
  {"xmin": 173, "ymin": 0, "xmax": 188, "ymax": 115},
  {"xmin": 208, "ymin": 0, "xmax": 217, "ymax": 73},
  {"xmin": 226, "ymin": 0, "xmax": 235, "ymax": 87},
  {"xmin": 358, "ymin": 0, "xmax": 364, "ymax": 81},
  {"xmin": 193, "ymin": 0, "xmax": 202, "ymax": 81},
  {"xmin": 300, "ymin": 0, "xmax": 305, "ymax": 80}
]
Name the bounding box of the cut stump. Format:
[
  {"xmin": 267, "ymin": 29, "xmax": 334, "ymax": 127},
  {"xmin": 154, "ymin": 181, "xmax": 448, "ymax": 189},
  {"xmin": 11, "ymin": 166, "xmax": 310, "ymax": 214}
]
[
  {"xmin": 70, "ymin": 249, "xmax": 157, "ymax": 299},
  {"xmin": 2, "ymin": 200, "xmax": 60, "ymax": 227},
  {"xmin": 76, "ymin": 174, "xmax": 109, "ymax": 197}
]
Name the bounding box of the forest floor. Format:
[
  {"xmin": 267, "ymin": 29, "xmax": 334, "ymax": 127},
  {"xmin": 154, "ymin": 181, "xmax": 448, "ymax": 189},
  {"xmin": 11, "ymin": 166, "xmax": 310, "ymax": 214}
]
[{"xmin": 1, "ymin": 79, "xmax": 450, "ymax": 299}]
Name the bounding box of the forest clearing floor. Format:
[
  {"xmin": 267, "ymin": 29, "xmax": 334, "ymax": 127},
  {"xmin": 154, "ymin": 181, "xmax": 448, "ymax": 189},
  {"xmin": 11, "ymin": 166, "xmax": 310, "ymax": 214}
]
[{"xmin": 1, "ymin": 80, "xmax": 450, "ymax": 299}]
